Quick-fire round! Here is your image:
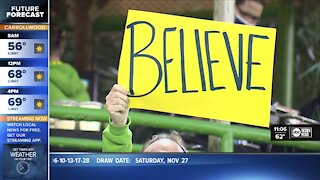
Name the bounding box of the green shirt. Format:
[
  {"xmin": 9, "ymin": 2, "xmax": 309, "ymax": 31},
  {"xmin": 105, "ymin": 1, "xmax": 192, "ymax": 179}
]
[
  {"xmin": 102, "ymin": 118, "xmax": 133, "ymax": 152},
  {"xmin": 50, "ymin": 61, "xmax": 90, "ymax": 104}
]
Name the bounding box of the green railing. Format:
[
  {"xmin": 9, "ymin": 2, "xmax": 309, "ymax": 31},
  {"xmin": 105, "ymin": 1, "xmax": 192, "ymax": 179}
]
[{"xmin": 50, "ymin": 106, "xmax": 320, "ymax": 152}]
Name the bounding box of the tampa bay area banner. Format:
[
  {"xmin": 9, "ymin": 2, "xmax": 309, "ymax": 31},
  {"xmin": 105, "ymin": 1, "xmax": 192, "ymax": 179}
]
[{"xmin": 118, "ymin": 10, "xmax": 276, "ymax": 127}]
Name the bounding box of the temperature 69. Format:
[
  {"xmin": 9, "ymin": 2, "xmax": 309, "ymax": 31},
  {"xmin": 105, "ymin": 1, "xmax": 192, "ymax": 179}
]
[{"xmin": 8, "ymin": 98, "xmax": 26, "ymax": 106}]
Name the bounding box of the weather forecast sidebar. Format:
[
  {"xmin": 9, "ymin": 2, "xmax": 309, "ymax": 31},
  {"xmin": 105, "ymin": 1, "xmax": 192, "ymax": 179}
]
[{"xmin": 0, "ymin": 0, "xmax": 49, "ymax": 180}]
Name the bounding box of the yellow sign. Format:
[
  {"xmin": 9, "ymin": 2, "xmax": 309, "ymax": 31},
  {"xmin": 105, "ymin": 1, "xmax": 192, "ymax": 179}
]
[{"xmin": 118, "ymin": 10, "xmax": 276, "ymax": 127}]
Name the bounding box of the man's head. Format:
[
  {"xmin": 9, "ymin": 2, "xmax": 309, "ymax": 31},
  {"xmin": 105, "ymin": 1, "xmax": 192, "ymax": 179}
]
[
  {"xmin": 235, "ymin": 0, "xmax": 265, "ymax": 25},
  {"xmin": 142, "ymin": 131, "xmax": 186, "ymax": 153}
]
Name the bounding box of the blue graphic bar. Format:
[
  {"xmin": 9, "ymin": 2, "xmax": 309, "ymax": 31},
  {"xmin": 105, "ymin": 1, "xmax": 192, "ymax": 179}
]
[
  {"xmin": 50, "ymin": 153, "xmax": 320, "ymax": 180},
  {"xmin": 0, "ymin": 0, "xmax": 48, "ymax": 180},
  {"xmin": 0, "ymin": 59, "xmax": 48, "ymax": 67}
]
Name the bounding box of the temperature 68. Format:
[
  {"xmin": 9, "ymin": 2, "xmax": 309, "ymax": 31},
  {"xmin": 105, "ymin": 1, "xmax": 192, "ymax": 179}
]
[
  {"xmin": 8, "ymin": 70, "xmax": 26, "ymax": 78},
  {"xmin": 8, "ymin": 98, "xmax": 26, "ymax": 106},
  {"xmin": 8, "ymin": 42, "xmax": 26, "ymax": 51}
]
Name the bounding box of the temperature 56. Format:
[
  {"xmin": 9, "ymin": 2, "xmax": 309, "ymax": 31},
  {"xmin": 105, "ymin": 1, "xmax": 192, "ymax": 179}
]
[
  {"xmin": 8, "ymin": 42, "xmax": 26, "ymax": 51},
  {"xmin": 8, "ymin": 70, "xmax": 26, "ymax": 78},
  {"xmin": 8, "ymin": 98, "xmax": 26, "ymax": 106}
]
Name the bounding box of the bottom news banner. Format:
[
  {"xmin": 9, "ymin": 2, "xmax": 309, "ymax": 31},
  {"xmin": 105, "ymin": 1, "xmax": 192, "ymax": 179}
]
[{"xmin": 50, "ymin": 153, "xmax": 320, "ymax": 180}]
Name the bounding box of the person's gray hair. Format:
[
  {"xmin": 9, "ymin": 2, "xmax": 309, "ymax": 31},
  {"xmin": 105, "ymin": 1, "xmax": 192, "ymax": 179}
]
[{"xmin": 142, "ymin": 131, "xmax": 187, "ymax": 152}]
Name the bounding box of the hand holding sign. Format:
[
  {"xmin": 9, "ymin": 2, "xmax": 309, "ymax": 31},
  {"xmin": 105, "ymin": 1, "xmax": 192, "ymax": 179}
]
[
  {"xmin": 118, "ymin": 10, "xmax": 276, "ymax": 127},
  {"xmin": 105, "ymin": 84, "xmax": 129, "ymax": 127}
]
